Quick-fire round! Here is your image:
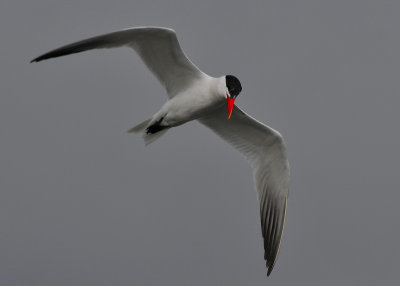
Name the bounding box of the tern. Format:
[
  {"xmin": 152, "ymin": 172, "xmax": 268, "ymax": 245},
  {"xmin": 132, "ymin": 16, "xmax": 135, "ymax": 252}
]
[{"xmin": 31, "ymin": 27, "xmax": 290, "ymax": 276}]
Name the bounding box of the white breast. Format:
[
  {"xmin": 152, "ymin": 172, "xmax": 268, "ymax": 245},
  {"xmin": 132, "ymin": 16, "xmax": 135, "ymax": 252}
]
[{"xmin": 160, "ymin": 76, "xmax": 224, "ymax": 126}]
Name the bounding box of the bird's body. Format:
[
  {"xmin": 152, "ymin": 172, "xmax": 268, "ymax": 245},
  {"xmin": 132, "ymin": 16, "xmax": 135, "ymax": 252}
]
[
  {"xmin": 128, "ymin": 74, "xmax": 226, "ymax": 144},
  {"xmin": 31, "ymin": 27, "xmax": 290, "ymax": 276},
  {"xmin": 149, "ymin": 75, "xmax": 224, "ymax": 128}
]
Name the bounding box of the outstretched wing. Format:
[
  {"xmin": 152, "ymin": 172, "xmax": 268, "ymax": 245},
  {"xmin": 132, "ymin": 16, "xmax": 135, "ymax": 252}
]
[
  {"xmin": 31, "ymin": 27, "xmax": 206, "ymax": 97},
  {"xmin": 198, "ymin": 106, "xmax": 290, "ymax": 276}
]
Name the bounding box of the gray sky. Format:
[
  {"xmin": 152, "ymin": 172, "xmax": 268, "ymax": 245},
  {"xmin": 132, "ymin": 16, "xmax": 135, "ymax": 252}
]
[{"xmin": 1, "ymin": 0, "xmax": 399, "ymax": 285}]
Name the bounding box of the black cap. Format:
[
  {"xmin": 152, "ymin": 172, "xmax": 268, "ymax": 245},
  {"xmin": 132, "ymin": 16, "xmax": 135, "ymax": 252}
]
[{"xmin": 225, "ymin": 75, "xmax": 242, "ymax": 97}]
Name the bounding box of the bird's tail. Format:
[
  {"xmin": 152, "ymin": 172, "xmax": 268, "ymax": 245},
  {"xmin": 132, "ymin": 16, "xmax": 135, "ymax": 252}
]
[
  {"xmin": 127, "ymin": 118, "xmax": 168, "ymax": 145},
  {"xmin": 127, "ymin": 118, "xmax": 151, "ymax": 133}
]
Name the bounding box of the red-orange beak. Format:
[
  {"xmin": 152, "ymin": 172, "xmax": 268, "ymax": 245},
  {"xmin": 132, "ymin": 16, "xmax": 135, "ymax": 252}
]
[{"xmin": 226, "ymin": 93, "xmax": 235, "ymax": 119}]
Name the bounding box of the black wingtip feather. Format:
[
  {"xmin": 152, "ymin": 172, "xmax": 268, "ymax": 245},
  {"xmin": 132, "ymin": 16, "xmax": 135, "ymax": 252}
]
[
  {"xmin": 261, "ymin": 196, "xmax": 288, "ymax": 277},
  {"xmin": 267, "ymin": 265, "xmax": 273, "ymax": 276},
  {"xmin": 30, "ymin": 52, "xmax": 61, "ymax": 63},
  {"xmin": 30, "ymin": 54, "xmax": 49, "ymax": 63}
]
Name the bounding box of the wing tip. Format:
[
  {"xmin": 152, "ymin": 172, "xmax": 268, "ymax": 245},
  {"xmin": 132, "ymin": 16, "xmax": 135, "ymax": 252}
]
[
  {"xmin": 267, "ymin": 265, "xmax": 273, "ymax": 276},
  {"xmin": 266, "ymin": 253, "xmax": 278, "ymax": 276},
  {"xmin": 263, "ymin": 196, "xmax": 288, "ymax": 277},
  {"xmin": 265, "ymin": 251, "xmax": 277, "ymax": 277},
  {"xmin": 30, "ymin": 54, "xmax": 48, "ymax": 63}
]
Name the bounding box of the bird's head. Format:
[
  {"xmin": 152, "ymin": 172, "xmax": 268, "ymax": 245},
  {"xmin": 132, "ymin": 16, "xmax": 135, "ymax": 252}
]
[{"xmin": 225, "ymin": 75, "xmax": 242, "ymax": 119}]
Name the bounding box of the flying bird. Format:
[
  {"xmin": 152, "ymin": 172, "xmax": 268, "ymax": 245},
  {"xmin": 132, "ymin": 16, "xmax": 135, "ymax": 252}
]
[{"xmin": 31, "ymin": 27, "xmax": 290, "ymax": 276}]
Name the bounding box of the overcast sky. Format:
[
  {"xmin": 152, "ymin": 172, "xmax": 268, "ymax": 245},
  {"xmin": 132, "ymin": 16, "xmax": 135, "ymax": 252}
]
[{"xmin": 1, "ymin": 0, "xmax": 399, "ymax": 285}]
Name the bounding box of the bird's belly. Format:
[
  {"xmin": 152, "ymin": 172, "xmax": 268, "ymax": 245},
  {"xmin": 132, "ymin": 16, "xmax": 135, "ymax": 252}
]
[{"xmin": 162, "ymin": 93, "xmax": 222, "ymax": 127}]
